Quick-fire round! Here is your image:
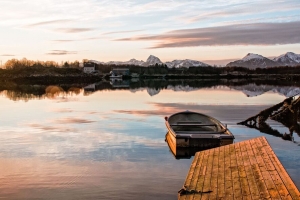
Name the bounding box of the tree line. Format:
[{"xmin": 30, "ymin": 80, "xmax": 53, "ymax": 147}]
[
  {"xmin": 3, "ymin": 58, "xmax": 80, "ymax": 69},
  {"xmin": 1, "ymin": 58, "xmax": 300, "ymax": 76}
]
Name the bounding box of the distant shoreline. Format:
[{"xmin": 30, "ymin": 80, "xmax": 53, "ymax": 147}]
[{"xmin": 0, "ymin": 73, "xmax": 299, "ymax": 86}]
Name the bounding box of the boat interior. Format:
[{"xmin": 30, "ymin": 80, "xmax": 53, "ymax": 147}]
[{"xmin": 169, "ymin": 113, "xmax": 225, "ymax": 133}]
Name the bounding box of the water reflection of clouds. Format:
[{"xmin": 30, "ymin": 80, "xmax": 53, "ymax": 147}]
[
  {"xmin": 113, "ymin": 102, "xmax": 270, "ymax": 123},
  {"xmin": 53, "ymin": 97, "xmax": 80, "ymax": 103},
  {"xmin": 50, "ymin": 108, "xmax": 74, "ymax": 113},
  {"xmin": 0, "ymin": 156, "xmax": 186, "ymax": 199},
  {"xmin": 54, "ymin": 117, "xmax": 95, "ymax": 124},
  {"xmin": 28, "ymin": 123, "xmax": 78, "ymax": 132},
  {"xmin": 0, "ymin": 125, "xmax": 165, "ymax": 160}
]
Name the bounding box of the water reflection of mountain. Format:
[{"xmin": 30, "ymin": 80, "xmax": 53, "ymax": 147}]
[
  {"xmin": 230, "ymin": 84, "xmax": 300, "ymax": 97},
  {"xmin": 83, "ymin": 79, "xmax": 223, "ymax": 96},
  {"xmin": 1, "ymin": 79, "xmax": 300, "ymax": 101}
]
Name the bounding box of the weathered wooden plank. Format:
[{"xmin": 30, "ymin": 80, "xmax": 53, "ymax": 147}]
[
  {"xmin": 235, "ymin": 142, "xmax": 252, "ymax": 200},
  {"xmin": 207, "ymin": 147, "xmax": 219, "ymax": 200},
  {"xmin": 259, "ymin": 137, "xmax": 300, "ymax": 199},
  {"xmin": 253, "ymin": 139, "xmax": 280, "ymax": 199},
  {"xmin": 256, "ymin": 137, "xmax": 292, "ymax": 200},
  {"xmin": 216, "ymin": 145, "xmax": 225, "ymax": 200},
  {"xmin": 183, "ymin": 152, "xmax": 201, "ymax": 189},
  {"xmin": 184, "ymin": 151, "xmax": 205, "ymax": 200},
  {"xmin": 189, "ymin": 150, "xmax": 209, "ymax": 200},
  {"xmin": 193, "ymin": 149, "xmax": 214, "ymax": 200},
  {"xmin": 246, "ymin": 140, "xmax": 271, "ymax": 199},
  {"xmin": 224, "ymin": 144, "xmax": 234, "ymax": 200},
  {"xmin": 239, "ymin": 141, "xmax": 261, "ymax": 200},
  {"xmin": 249, "ymin": 138, "xmax": 281, "ymax": 199},
  {"xmin": 180, "ymin": 151, "xmax": 202, "ymax": 200},
  {"xmin": 230, "ymin": 144, "xmax": 243, "ymax": 200}
]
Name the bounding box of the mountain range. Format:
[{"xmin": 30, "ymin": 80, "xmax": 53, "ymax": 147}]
[
  {"xmin": 89, "ymin": 55, "xmax": 209, "ymax": 68},
  {"xmin": 226, "ymin": 52, "xmax": 300, "ymax": 69},
  {"xmin": 89, "ymin": 52, "xmax": 300, "ymax": 69}
]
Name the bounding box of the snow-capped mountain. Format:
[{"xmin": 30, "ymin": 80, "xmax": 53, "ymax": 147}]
[
  {"xmin": 226, "ymin": 53, "xmax": 278, "ymax": 69},
  {"xmin": 105, "ymin": 55, "xmax": 163, "ymax": 66},
  {"xmin": 241, "ymin": 53, "xmax": 265, "ymax": 61},
  {"xmin": 165, "ymin": 59, "xmax": 209, "ymax": 68},
  {"xmin": 145, "ymin": 55, "xmax": 163, "ymax": 66},
  {"xmin": 226, "ymin": 52, "xmax": 300, "ymax": 68},
  {"xmin": 273, "ymin": 52, "xmax": 300, "ymax": 66},
  {"xmin": 88, "ymin": 55, "xmax": 209, "ymax": 68},
  {"xmin": 126, "ymin": 58, "xmax": 146, "ymax": 66},
  {"xmin": 106, "ymin": 58, "xmax": 145, "ymax": 66}
]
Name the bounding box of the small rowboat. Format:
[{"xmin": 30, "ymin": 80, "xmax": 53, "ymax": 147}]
[{"xmin": 164, "ymin": 111, "xmax": 234, "ymax": 148}]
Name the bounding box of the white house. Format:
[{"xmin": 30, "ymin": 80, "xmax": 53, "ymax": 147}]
[{"xmin": 83, "ymin": 62, "xmax": 96, "ymax": 73}]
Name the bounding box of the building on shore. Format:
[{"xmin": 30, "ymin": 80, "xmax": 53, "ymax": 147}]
[
  {"xmin": 110, "ymin": 68, "xmax": 130, "ymax": 76},
  {"xmin": 83, "ymin": 62, "xmax": 96, "ymax": 73}
]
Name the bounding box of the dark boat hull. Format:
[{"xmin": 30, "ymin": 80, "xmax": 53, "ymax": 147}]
[{"xmin": 165, "ymin": 131, "xmax": 233, "ymax": 159}]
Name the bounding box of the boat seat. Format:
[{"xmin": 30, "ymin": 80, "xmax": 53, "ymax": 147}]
[
  {"xmin": 176, "ymin": 131, "xmax": 224, "ymax": 134},
  {"xmin": 176, "ymin": 121, "xmax": 202, "ymax": 124},
  {"xmin": 170, "ymin": 124, "xmax": 217, "ymax": 127}
]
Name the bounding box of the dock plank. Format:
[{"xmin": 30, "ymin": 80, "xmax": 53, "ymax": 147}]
[
  {"xmin": 216, "ymin": 145, "xmax": 225, "ymax": 199},
  {"xmin": 184, "ymin": 151, "xmax": 203, "ymax": 200},
  {"xmin": 239, "ymin": 141, "xmax": 261, "ymax": 200},
  {"xmin": 256, "ymin": 137, "xmax": 292, "ymax": 199},
  {"xmin": 245, "ymin": 140, "xmax": 271, "ymax": 199},
  {"xmin": 235, "ymin": 142, "xmax": 252, "ymax": 200},
  {"xmin": 259, "ymin": 137, "xmax": 300, "ymax": 199},
  {"xmin": 178, "ymin": 136, "xmax": 300, "ymax": 200},
  {"xmin": 207, "ymin": 147, "xmax": 219, "ymax": 200},
  {"xmin": 249, "ymin": 138, "xmax": 281, "ymax": 199},
  {"xmin": 193, "ymin": 149, "xmax": 214, "ymax": 200},
  {"xmin": 230, "ymin": 144, "xmax": 242, "ymax": 199},
  {"xmin": 224, "ymin": 144, "xmax": 234, "ymax": 200}
]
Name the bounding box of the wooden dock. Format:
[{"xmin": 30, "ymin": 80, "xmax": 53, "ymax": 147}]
[{"xmin": 179, "ymin": 136, "xmax": 300, "ymax": 200}]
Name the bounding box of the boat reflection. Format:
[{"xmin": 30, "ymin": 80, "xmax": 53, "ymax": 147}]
[{"xmin": 165, "ymin": 131, "xmax": 233, "ymax": 159}]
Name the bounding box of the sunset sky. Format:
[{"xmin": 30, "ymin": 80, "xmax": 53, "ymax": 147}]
[{"xmin": 0, "ymin": 0, "xmax": 300, "ymax": 65}]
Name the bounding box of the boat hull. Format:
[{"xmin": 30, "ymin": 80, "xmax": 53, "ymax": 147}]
[{"xmin": 165, "ymin": 131, "xmax": 233, "ymax": 159}]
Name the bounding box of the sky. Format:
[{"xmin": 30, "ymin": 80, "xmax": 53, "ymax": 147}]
[{"xmin": 0, "ymin": 0, "xmax": 300, "ymax": 66}]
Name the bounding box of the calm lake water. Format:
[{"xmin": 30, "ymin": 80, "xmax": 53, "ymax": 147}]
[{"xmin": 0, "ymin": 80, "xmax": 300, "ymax": 199}]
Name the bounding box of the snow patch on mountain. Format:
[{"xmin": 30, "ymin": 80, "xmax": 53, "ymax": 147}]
[
  {"xmin": 273, "ymin": 52, "xmax": 300, "ymax": 66},
  {"xmin": 165, "ymin": 59, "xmax": 209, "ymax": 68},
  {"xmin": 242, "ymin": 53, "xmax": 265, "ymax": 61},
  {"xmin": 106, "ymin": 58, "xmax": 145, "ymax": 66},
  {"xmin": 88, "ymin": 55, "xmax": 210, "ymax": 68},
  {"xmin": 226, "ymin": 53, "xmax": 279, "ymax": 69}
]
